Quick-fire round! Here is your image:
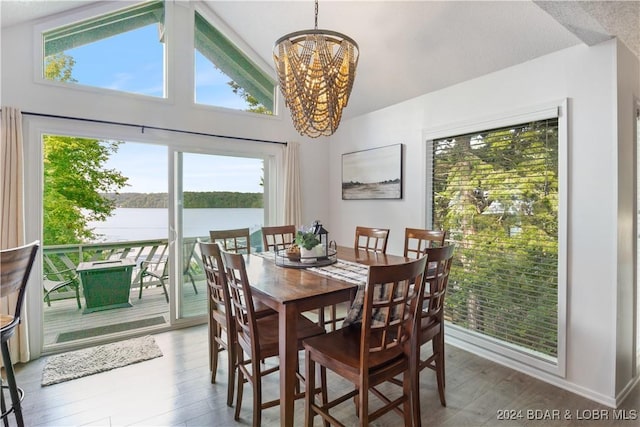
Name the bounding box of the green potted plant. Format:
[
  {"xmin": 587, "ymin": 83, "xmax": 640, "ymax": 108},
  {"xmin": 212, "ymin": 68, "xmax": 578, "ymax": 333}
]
[{"xmin": 295, "ymin": 229, "xmax": 322, "ymax": 262}]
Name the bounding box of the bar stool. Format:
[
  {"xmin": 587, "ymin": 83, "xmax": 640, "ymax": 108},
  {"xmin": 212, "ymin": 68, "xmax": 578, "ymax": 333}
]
[{"xmin": 1, "ymin": 241, "xmax": 39, "ymax": 427}]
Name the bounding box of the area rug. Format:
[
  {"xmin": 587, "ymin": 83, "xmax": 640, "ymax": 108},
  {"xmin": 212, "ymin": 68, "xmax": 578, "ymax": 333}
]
[
  {"xmin": 56, "ymin": 316, "xmax": 166, "ymax": 343},
  {"xmin": 42, "ymin": 335, "xmax": 163, "ymax": 386}
]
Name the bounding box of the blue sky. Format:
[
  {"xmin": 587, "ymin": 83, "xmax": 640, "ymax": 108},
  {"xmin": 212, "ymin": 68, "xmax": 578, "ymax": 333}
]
[
  {"xmin": 104, "ymin": 143, "xmax": 264, "ymax": 193},
  {"xmin": 66, "ymin": 23, "xmax": 263, "ymax": 193}
]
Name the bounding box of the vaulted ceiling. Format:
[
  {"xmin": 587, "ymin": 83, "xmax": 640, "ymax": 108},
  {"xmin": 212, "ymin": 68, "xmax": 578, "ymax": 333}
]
[{"xmin": 2, "ymin": 1, "xmax": 638, "ymax": 120}]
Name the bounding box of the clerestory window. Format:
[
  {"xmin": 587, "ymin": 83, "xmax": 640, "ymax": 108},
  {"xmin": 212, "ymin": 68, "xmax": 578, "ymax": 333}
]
[
  {"xmin": 42, "ymin": 1, "xmax": 165, "ymax": 97},
  {"xmin": 194, "ymin": 11, "xmax": 275, "ymax": 115}
]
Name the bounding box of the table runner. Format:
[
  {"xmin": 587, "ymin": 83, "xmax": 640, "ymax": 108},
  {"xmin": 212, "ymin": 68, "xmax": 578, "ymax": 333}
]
[{"xmin": 254, "ymin": 252, "xmax": 368, "ymax": 325}]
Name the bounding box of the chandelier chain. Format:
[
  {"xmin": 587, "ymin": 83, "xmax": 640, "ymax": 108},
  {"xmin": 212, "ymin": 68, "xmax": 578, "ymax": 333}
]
[{"xmin": 314, "ymin": 0, "xmax": 319, "ymax": 29}]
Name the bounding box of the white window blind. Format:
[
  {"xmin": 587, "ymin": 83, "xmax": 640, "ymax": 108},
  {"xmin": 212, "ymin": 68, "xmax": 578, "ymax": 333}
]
[{"xmin": 432, "ymin": 118, "xmax": 559, "ymax": 358}]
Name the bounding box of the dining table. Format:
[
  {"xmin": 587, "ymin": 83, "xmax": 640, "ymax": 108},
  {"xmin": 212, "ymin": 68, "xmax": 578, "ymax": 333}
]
[{"xmin": 243, "ymin": 245, "xmax": 411, "ymax": 427}]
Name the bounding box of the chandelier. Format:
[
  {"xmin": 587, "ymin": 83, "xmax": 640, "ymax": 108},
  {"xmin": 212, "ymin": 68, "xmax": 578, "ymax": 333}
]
[{"xmin": 273, "ymin": 0, "xmax": 359, "ymax": 138}]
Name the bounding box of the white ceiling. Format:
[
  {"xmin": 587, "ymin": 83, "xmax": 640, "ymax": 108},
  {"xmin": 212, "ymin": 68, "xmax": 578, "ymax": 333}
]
[{"xmin": 1, "ymin": 1, "xmax": 638, "ymax": 120}]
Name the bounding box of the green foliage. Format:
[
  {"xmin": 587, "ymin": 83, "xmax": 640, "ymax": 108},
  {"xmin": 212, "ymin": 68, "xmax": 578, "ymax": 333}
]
[
  {"xmin": 435, "ymin": 120, "xmax": 559, "ymax": 357},
  {"xmin": 43, "ymin": 136, "xmax": 128, "ymax": 244},
  {"xmin": 227, "ymin": 80, "xmax": 272, "ymax": 115},
  {"xmin": 295, "ymin": 231, "xmax": 320, "ymax": 250},
  {"xmin": 105, "ymin": 192, "xmax": 264, "ymax": 208},
  {"xmin": 44, "ymin": 53, "xmax": 77, "ymax": 82}
]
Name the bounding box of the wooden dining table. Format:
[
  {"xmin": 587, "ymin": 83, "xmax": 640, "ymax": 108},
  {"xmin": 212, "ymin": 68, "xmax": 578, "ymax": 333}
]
[{"xmin": 243, "ymin": 245, "xmax": 411, "ymax": 427}]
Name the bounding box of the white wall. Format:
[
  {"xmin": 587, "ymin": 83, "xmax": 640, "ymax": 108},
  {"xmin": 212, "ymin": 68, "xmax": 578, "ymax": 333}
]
[
  {"xmin": 615, "ymin": 40, "xmax": 640, "ymax": 397},
  {"xmin": 329, "ymin": 39, "xmax": 639, "ymax": 406}
]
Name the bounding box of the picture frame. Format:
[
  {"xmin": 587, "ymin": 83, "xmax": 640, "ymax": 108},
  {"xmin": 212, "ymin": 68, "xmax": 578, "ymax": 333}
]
[{"xmin": 342, "ymin": 143, "xmax": 403, "ymax": 200}]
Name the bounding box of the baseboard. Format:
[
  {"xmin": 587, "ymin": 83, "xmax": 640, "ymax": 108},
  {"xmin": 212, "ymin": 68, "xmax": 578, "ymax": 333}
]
[{"xmin": 616, "ymin": 375, "xmax": 640, "ymax": 407}]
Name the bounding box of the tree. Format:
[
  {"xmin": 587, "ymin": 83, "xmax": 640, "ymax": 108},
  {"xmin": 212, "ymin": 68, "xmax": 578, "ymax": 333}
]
[
  {"xmin": 43, "ymin": 52, "xmax": 128, "ymax": 244},
  {"xmin": 44, "ymin": 53, "xmax": 77, "ymax": 82},
  {"xmin": 227, "ymin": 81, "xmax": 272, "ymax": 115},
  {"xmin": 434, "ymin": 120, "xmax": 559, "ymax": 356},
  {"xmin": 43, "ymin": 136, "xmax": 128, "ymax": 244}
]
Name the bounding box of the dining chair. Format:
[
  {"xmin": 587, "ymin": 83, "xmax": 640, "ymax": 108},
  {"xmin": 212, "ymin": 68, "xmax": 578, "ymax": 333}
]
[
  {"xmin": 354, "ymin": 226, "xmax": 390, "ymax": 253},
  {"xmin": 200, "ymin": 241, "xmax": 276, "ymax": 407},
  {"xmin": 261, "ymin": 225, "xmax": 296, "ymax": 252},
  {"xmin": 321, "ymin": 226, "xmax": 391, "ymax": 332},
  {"xmin": 412, "ymin": 244, "xmax": 455, "ymax": 409},
  {"xmin": 1, "ymin": 241, "xmax": 39, "ymax": 427},
  {"xmin": 303, "ymin": 256, "xmax": 428, "ymax": 427},
  {"xmin": 404, "ymin": 227, "xmax": 446, "ymax": 259},
  {"xmin": 210, "ymin": 228, "xmax": 252, "ymax": 254},
  {"xmin": 387, "ymin": 244, "xmax": 455, "ymax": 425},
  {"xmin": 200, "ymin": 241, "xmax": 237, "ymax": 406},
  {"xmin": 221, "ymin": 251, "xmax": 327, "ymax": 427}
]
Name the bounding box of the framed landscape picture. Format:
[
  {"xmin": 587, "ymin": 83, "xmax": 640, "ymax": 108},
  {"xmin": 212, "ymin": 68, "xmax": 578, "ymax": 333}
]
[{"xmin": 342, "ymin": 144, "xmax": 403, "ymax": 200}]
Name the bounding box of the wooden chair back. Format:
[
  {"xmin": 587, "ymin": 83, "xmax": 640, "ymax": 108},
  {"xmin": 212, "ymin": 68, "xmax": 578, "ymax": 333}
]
[
  {"xmin": 362, "ymin": 256, "xmax": 428, "ymax": 364},
  {"xmin": 419, "ymin": 244, "xmax": 455, "ymax": 336},
  {"xmin": 261, "ymin": 225, "xmax": 296, "ymax": 252},
  {"xmin": 221, "ymin": 251, "xmax": 259, "ymax": 359},
  {"xmin": 404, "ymin": 227, "xmax": 446, "ymax": 259},
  {"xmin": 210, "ymin": 228, "xmax": 251, "ymax": 254},
  {"xmin": 1, "ymin": 241, "xmax": 39, "ymax": 337},
  {"xmin": 354, "ymin": 226, "xmax": 390, "ymax": 253},
  {"xmin": 302, "ymin": 255, "xmax": 428, "ymax": 426},
  {"xmin": 402, "ymin": 243, "xmax": 456, "ymax": 414},
  {"xmin": 200, "ymin": 241, "xmax": 232, "ymax": 329}
]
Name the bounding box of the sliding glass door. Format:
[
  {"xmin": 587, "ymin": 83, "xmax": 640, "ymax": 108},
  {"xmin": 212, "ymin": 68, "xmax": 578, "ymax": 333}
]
[
  {"xmin": 41, "ymin": 137, "xmax": 170, "ymax": 350},
  {"xmin": 173, "ymin": 150, "xmax": 265, "ymax": 319},
  {"xmin": 39, "ymin": 130, "xmax": 269, "ymax": 352}
]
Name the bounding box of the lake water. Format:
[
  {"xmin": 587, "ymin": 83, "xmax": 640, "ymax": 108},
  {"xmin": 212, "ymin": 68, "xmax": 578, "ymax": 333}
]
[{"xmin": 88, "ymin": 208, "xmax": 264, "ymax": 242}]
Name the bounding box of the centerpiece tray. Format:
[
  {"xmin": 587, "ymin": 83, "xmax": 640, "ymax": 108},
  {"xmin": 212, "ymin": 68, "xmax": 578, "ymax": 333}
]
[{"xmin": 274, "ymin": 247, "xmax": 337, "ymax": 269}]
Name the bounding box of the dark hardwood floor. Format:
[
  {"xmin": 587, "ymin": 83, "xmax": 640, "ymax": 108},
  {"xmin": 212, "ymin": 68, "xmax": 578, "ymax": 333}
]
[{"xmin": 5, "ymin": 324, "xmax": 639, "ymax": 426}]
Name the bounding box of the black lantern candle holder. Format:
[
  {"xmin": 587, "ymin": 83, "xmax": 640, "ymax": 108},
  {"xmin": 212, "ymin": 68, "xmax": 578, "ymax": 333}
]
[{"xmin": 312, "ymin": 220, "xmax": 329, "ymax": 259}]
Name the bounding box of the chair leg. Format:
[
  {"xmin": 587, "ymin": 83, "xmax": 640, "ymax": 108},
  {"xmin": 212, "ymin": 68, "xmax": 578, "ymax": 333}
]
[
  {"xmin": 317, "ymin": 307, "xmax": 326, "ymax": 329},
  {"xmin": 159, "ymin": 278, "xmax": 169, "ymax": 303},
  {"xmin": 408, "ymin": 338, "xmax": 421, "ymax": 427},
  {"xmin": 402, "ymin": 371, "xmax": 412, "ymax": 427},
  {"xmin": 330, "ymin": 304, "xmax": 337, "ymax": 332},
  {"xmin": 434, "ymin": 335, "xmax": 446, "ymax": 407},
  {"xmin": 226, "ymin": 334, "xmax": 236, "ymax": 407},
  {"xmin": 189, "ymin": 273, "xmax": 198, "ymax": 295},
  {"xmin": 1, "ymin": 342, "xmax": 24, "ymax": 427},
  {"xmin": 253, "ymin": 359, "xmax": 262, "ymax": 427},
  {"xmin": 74, "ymin": 283, "xmax": 81, "ymax": 309},
  {"xmin": 234, "ymin": 356, "xmax": 244, "ymax": 421},
  {"xmin": 305, "ymin": 351, "xmax": 316, "ymax": 427},
  {"xmin": 357, "ymin": 380, "xmax": 369, "ymax": 425},
  {"xmin": 211, "ymin": 323, "xmax": 219, "ymax": 384},
  {"xmin": 139, "ymin": 276, "xmax": 144, "ymax": 299}
]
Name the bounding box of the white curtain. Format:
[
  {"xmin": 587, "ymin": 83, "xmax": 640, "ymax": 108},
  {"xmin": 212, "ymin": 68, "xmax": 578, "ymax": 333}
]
[
  {"xmin": 283, "ymin": 141, "xmax": 302, "ymax": 226},
  {"xmin": 1, "ymin": 106, "xmax": 30, "ymax": 363}
]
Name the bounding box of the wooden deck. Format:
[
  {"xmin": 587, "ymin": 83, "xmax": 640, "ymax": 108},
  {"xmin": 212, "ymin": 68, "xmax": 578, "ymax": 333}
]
[{"xmin": 43, "ymin": 279, "xmax": 208, "ymax": 352}]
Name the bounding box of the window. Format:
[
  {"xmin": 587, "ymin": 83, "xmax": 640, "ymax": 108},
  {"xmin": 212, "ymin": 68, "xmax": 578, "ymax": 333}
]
[
  {"xmin": 432, "ymin": 117, "xmax": 560, "ymax": 361},
  {"xmin": 194, "ymin": 11, "xmax": 275, "ymax": 114},
  {"xmin": 42, "ymin": 1, "xmax": 165, "ymax": 97}
]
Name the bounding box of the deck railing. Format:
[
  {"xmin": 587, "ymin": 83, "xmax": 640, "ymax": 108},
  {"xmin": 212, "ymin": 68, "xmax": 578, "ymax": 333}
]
[{"xmin": 42, "ymin": 237, "xmax": 207, "ymax": 302}]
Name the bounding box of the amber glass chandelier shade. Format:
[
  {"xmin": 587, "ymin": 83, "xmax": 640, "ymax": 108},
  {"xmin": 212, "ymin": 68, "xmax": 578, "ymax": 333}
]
[{"xmin": 274, "ymin": 29, "xmax": 359, "ymax": 138}]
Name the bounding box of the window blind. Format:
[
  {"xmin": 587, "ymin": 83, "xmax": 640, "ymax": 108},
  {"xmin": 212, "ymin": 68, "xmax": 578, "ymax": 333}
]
[{"xmin": 432, "ymin": 118, "xmax": 559, "ymax": 357}]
